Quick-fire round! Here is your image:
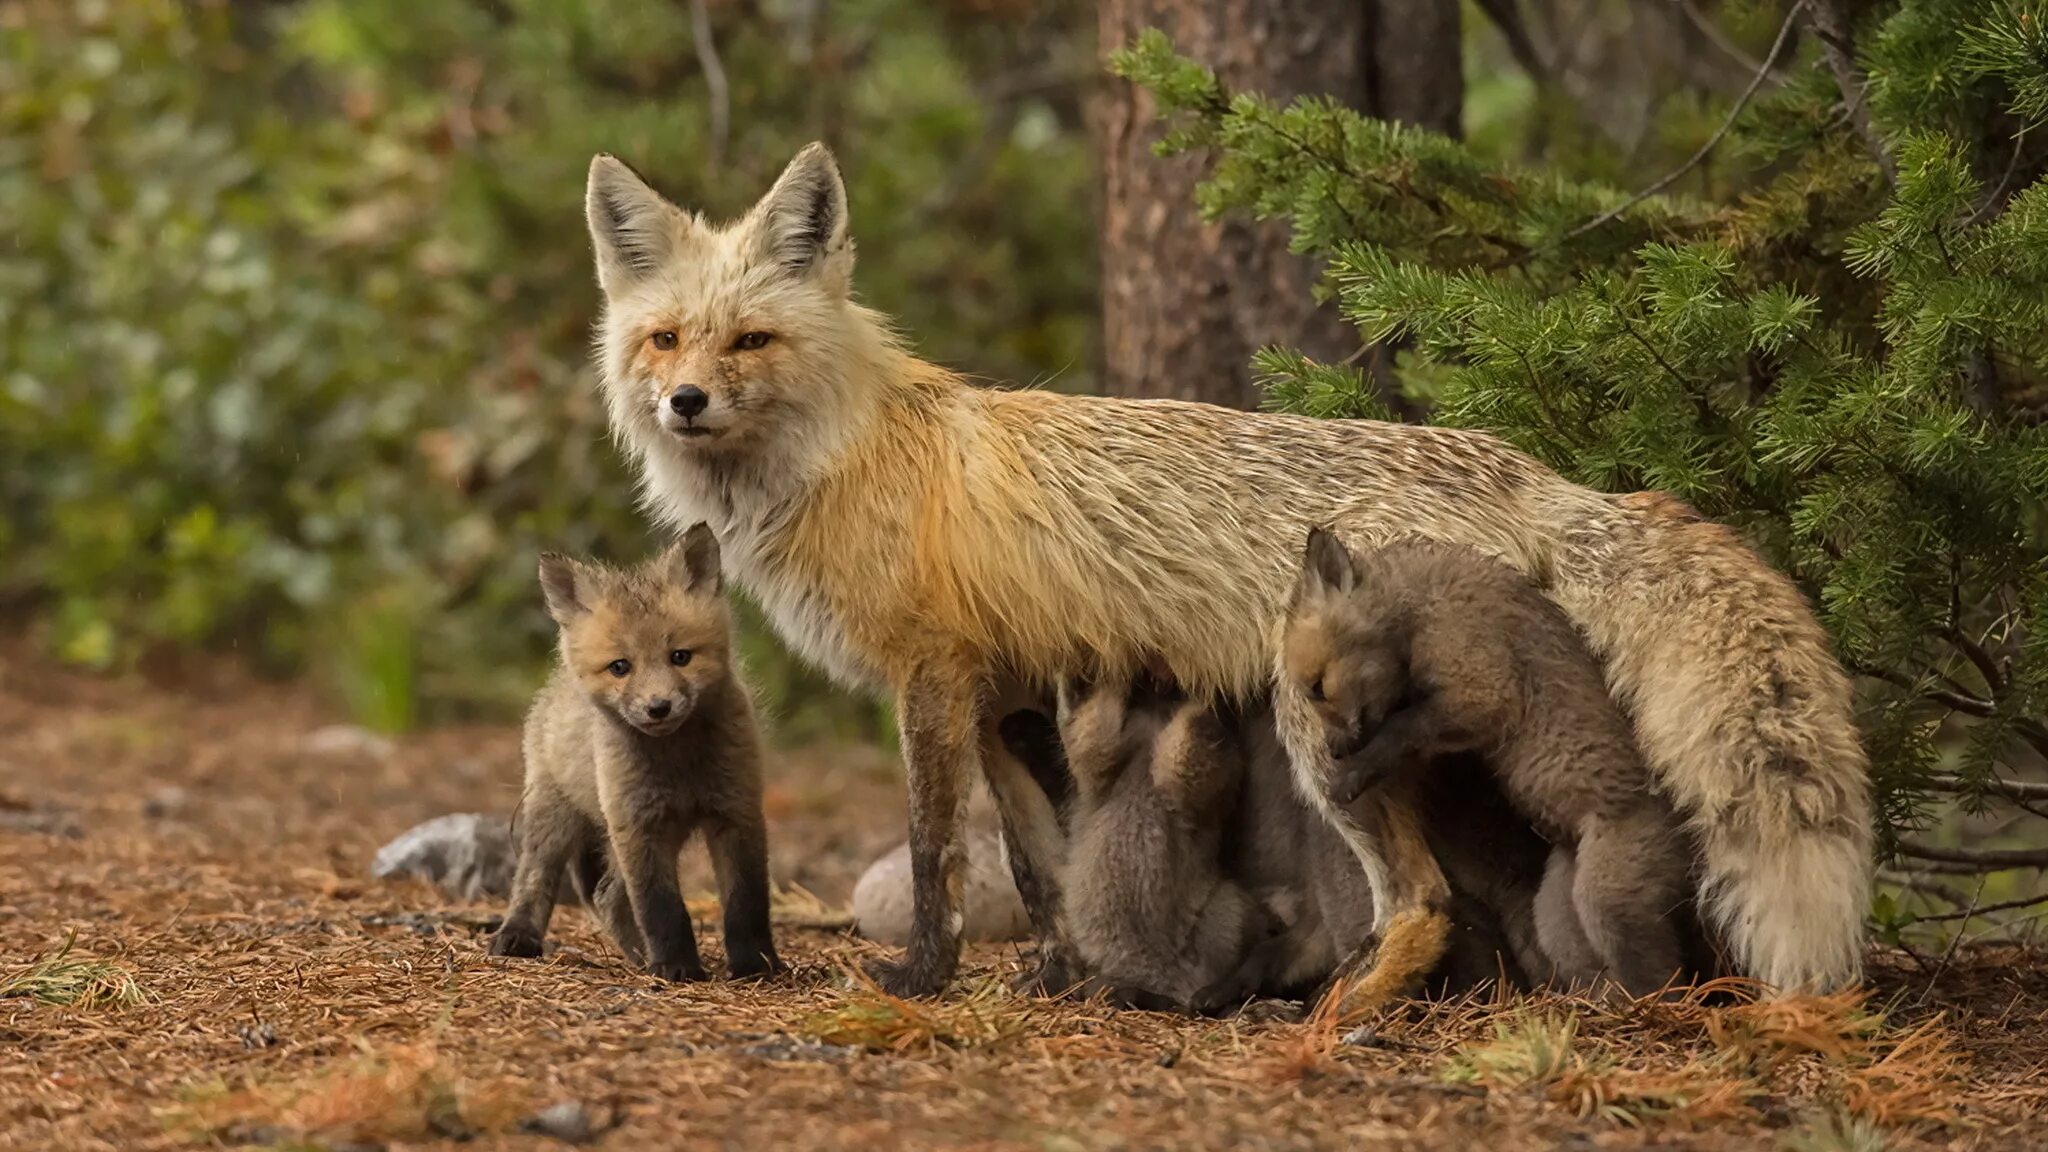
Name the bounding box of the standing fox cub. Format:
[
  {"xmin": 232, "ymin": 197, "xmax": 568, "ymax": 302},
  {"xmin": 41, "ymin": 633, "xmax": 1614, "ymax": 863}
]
[
  {"xmin": 1284, "ymin": 531, "xmax": 1696, "ymax": 997},
  {"xmin": 488, "ymin": 525, "xmax": 782, "ymax": 983},
  {"xmin": 584, "ymin": 143, "xmax": 1870, "ymax": 999}
]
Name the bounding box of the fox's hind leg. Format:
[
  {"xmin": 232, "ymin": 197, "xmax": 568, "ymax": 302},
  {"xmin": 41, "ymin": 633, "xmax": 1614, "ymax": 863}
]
[{"xmin": 984, "ymin": 685, "xmax": 1080, "ymax": 996}]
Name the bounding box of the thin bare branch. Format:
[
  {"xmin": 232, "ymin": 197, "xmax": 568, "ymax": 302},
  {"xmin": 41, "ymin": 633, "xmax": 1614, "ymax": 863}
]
[
  {"xmin": 1475, "ymin": 0, "xmax": 1551, "ymax": 83},
  {"xmin": 1896, "ymin": 841, "xmax": 2048, "ymax": 870},
  {"xmin": 1911, "ymin": 892, "xmax": 2048, "ymax": 924},
  {"xmin": 1926, "ymin": 775, "xmax": 2048, "ymax": 802},
  {"xmin": 1674, "ymin": 0, "xmax": 1764, "ymax": 74},
  {"xmin": 1804, "ymin": 0, "xmax": 1897, "ymax": 185},
  {"xmin": 688, "ymin": 0, "xmax": 729, "ymax": 166},
  {"xmin": 1556, "ymin": 0, "xmax": 1805, "ymax": 246}
]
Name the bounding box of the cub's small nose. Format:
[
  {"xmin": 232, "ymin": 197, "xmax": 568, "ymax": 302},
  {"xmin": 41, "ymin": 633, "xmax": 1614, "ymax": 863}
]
[
  {"xmin": 645, "ymin": 699, "xmax": 673, "ymax": 720},
  {"xmin": 669, "ymin": 387, "xmax": 708, "ymax": 418}
]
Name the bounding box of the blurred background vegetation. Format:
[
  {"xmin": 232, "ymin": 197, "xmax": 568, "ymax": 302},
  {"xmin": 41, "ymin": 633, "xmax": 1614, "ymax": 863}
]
[
  {"xmin": 1, "ymin": 0, "xmax": 1094, "ymax": 740},
  {"xmin": 0, "ymin": 0, "xmax": 1795, "ymax": 739}
]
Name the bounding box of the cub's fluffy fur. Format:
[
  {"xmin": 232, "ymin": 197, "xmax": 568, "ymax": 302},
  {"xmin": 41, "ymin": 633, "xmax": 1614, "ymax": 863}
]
[
  {"xmin": 1282, "ymin": 532, "xmax": 1696, "ymax": 996},
  {"xmin": 1054, "ymin": 675, "xmax": 1268, "ymax": 1011},
  {"xmin": 489, "ymin": 526, "xmax": 781, "ymax": 982}
]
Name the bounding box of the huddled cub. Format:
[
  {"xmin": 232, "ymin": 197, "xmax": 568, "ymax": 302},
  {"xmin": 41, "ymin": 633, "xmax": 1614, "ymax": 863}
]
[
  {"xmin": 488, "ymin": 524, "xmax": 782, "ymax": 983},
  {"xmin": 1282, "ymin": 529, "xmax": 1698, "ymax": 997}
]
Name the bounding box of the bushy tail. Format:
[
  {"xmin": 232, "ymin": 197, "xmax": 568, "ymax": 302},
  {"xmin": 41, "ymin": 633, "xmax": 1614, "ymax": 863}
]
[
  {"xmin": 1699, "ymin": 817, "xmax": 1871, "ymax": 991},
  {"xmin": 1558, "ymin": 494, "xmax": 1874, "ymax": 993}
]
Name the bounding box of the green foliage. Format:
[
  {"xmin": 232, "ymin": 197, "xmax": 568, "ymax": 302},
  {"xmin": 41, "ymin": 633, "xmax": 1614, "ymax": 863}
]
[
  {"xmin": 1117, "ymin": 5, "xmax": 2048, "ymax": 849},
  {"xmin": 0, "ymin": 0, "xmax": 1092, "ymax": 735}
]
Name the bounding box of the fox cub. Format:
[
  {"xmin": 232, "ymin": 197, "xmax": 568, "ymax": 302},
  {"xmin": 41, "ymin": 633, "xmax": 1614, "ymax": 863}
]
[
  {"xmin": 488, "ymin": 524, "xmax": 782, "ymax": 983},
  {"xmin": 1055, "ymin": 673, "xmax": 1272, "ymax": 1012},
  {"xmin": 1282, "ymin": 530, "xmax": 1694, "ymax": 997}
]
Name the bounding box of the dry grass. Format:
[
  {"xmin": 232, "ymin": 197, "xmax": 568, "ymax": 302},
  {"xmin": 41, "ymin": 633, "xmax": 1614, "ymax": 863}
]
[
  {"xmin": 4, "ymin": 638, "xmax": 2048, "ymax": 1150},
  {"xmin": 1, "ymin": 932, "xmax": 151, "ymax": 1010},
  {"xmin": 164, "ymin": 1041, "xmax": 531, "ymax": 1147}
]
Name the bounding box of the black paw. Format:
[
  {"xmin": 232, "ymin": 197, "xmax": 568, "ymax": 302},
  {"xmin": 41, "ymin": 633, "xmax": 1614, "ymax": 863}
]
[
  {"xmin": 488, "ymin": 925, "xmax": 544, "ymax": 959},
  {"xmin": 1326, "ymin": 752, "xmax": 1385, "ymax": 807},
  {"xmin": 728, "ymin": 949, "xmax": 785, "ymax": 982},
  {"xmin": 1009, "ymin": 949, "xmax": 1083, "ymax": 998},
  {"xmin": 647, "ymin": 959, "xmax": 709, "ymax": 984},
  {"xmin": 862, "ymin": 954, "xmax": 950, "ymax": 999}
]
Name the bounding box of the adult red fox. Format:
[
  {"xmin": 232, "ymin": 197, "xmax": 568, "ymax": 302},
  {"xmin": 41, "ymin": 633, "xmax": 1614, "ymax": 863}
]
[{"xmin": 581, "ymin": 143, "xmax": 1871, "ymax": 1000}]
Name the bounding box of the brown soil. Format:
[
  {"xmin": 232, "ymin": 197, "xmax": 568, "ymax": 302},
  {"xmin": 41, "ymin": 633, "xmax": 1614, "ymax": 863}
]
[{"xmin": 3, "ymin": 644, "xmax": 2046, "ymax": 1151}]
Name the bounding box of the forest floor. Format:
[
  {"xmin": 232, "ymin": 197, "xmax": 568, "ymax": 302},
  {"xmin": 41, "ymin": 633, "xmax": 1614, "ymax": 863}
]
[{"xmin": 5, "ymin": 641, "xmax": 2048, "ymax": 1151}]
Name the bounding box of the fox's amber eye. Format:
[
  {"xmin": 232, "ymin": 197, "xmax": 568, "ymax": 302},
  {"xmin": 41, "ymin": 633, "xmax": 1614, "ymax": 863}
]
[
  {"xmin": 606, "ymin": 659, "xmax": 632, "ymax": 678},
  {"xmin": 1309, "ymin": 675, "xmax": 1326, "ymax": 703},
  {"xmin": 732, "ymin": 331, "xmax": 772, "ymax": 351},
  {"xmin": 669, "ymin": 649, "xmax": 693, "ymax": 667},
  {"xmin": 650, "ymin": 331, "xmax": 679, "ymax": 351}
]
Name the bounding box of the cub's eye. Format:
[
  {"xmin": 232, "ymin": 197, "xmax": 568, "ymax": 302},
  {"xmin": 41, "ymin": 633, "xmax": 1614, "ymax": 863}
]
[
  {"xmin": 1309, "ymin": 676, "xmax": 1326, "ymax": 703},
  {"xmin": 650, "ymin": 331, "xmax": 679, "ymax": 351},
  {"xmin": 731, "ymin": 331, "xmax": 772, "ymax": 351},
  {"xmin": 669, "ymin": 649, "xmax": 693, "ymax": 667},
  {"xmin": 606, "ymin": 659, "xmax": 632, "ymax": 678}
]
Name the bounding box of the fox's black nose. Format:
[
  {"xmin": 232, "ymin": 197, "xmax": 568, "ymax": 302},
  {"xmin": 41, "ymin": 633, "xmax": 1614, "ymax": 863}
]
[
  {"xmin": 669, "ymin": 387, "xmax": 708, "ymax": 419},
  {"xmin": 645, "ymin": 699, "xmax": 673, "ymax": 720}
]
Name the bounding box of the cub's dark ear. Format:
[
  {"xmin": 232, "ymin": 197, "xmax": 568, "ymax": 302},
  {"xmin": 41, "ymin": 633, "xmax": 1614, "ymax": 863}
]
[
  {"xmin": 586, "ymin": 154, "xmax": 695, "ymax": 295},
  {"xmin": 666, "ymin": 522, "xmax": 723, "ymax": 595},
  {"xmin": 1301, "ymin": 527, "xmax": 1358, "ymax": 597},
  {"xmin": 538, "ymin": 553, "xmax": 591, "ymax": 623},
  {"xmin": 749, "ymin": 142, "xmax": 852, "ymax": 288}
]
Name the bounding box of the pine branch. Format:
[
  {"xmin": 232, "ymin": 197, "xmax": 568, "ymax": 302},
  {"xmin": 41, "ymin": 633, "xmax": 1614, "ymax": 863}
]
[
  {"xmin": 1804, "ymin": 0, "xmax": 1897, "ymax": 185},
  {"xmin": 1555, "ymin": 0, "xmax": 1806, "ymax": 246}
]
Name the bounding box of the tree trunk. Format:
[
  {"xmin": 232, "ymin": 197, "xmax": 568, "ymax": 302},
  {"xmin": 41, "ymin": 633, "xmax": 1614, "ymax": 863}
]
[{"xmin": 1095, "ymin": 0, "xmax": 1464, "ymax": 409}]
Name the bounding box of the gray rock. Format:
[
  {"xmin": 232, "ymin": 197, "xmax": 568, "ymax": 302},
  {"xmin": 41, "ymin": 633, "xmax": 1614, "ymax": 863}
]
[
  {"xmin": 851, "ymin": 827, "xmax": 1030, "ymax": 946},
  {"xmin": 522, "ymin": 1100, "xmax": 598, "ymax": 1144},
  {"xmin": 370, "ymin": 813, "xmax": 518, "ymax": 901},
  {"xmin": 303, "ymin": 724, "xmax": 397, "ymax": 761}
]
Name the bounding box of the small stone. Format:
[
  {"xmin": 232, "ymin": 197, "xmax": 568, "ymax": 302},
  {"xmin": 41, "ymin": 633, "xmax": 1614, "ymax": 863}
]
[
  {"xmin": 1340, "ymin": 1025, "xmax": 1383, "ymax": 1048},
  {"xmin": 143, "ymin": 786, "xmax": 189, "ymax": 819},
  {"xmin": 237, "ymin": 1022, "xmax": 279, "ymax": 1050},
  {"xmin": 522, "ymin": 1100, "xmax": 597, "ymax": 1144},
  {"xmin": 851, "ymin": 828, "xmax": 1029, "ymax": 946},
  {"xmin": 303, "ymin": 724, "xmax": 396, "ymax": 761},
  {"xmin": 370, "ymin": 813, "xmax": 518, "ymax": 901}
]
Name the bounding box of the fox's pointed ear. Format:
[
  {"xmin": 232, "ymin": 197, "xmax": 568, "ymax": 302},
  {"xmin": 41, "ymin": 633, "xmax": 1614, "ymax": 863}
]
[
  {"xmin": 538, "ymin": 553, "xmax": 592, "ymax": 624},
  {"xmin": 750, "ymin": 142, "xmax": 852, "ymax": 289},
  {"xmin": 1301, "ymin": 527, "xmax": 1358, "ymax": 597},
  {"xmin": 666, "ymin": 522, "xmax": 723, "ymax": 595},
  {"xmin": 586, "ymin": 154, "xmax": 692, "ymax": 295}
]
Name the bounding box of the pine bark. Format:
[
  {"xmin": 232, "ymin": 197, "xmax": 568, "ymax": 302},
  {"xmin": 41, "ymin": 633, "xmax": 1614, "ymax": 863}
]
[{"xmin": 1095, "ymin": 0, "xmax": 1463, "ymax": 408}]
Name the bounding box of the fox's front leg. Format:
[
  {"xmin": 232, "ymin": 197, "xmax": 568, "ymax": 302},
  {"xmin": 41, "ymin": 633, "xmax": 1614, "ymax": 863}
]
[
  {"xmin": 606, "ymin": 809, "xmax": 704, "ymax": 984},
  {"xmin": 863, "ymin": 665, "xmax": 975, "ymax": 998},
  {"xmin": 1328, "ymin": 700, "xmax": 1474, "ymax": 806}
]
